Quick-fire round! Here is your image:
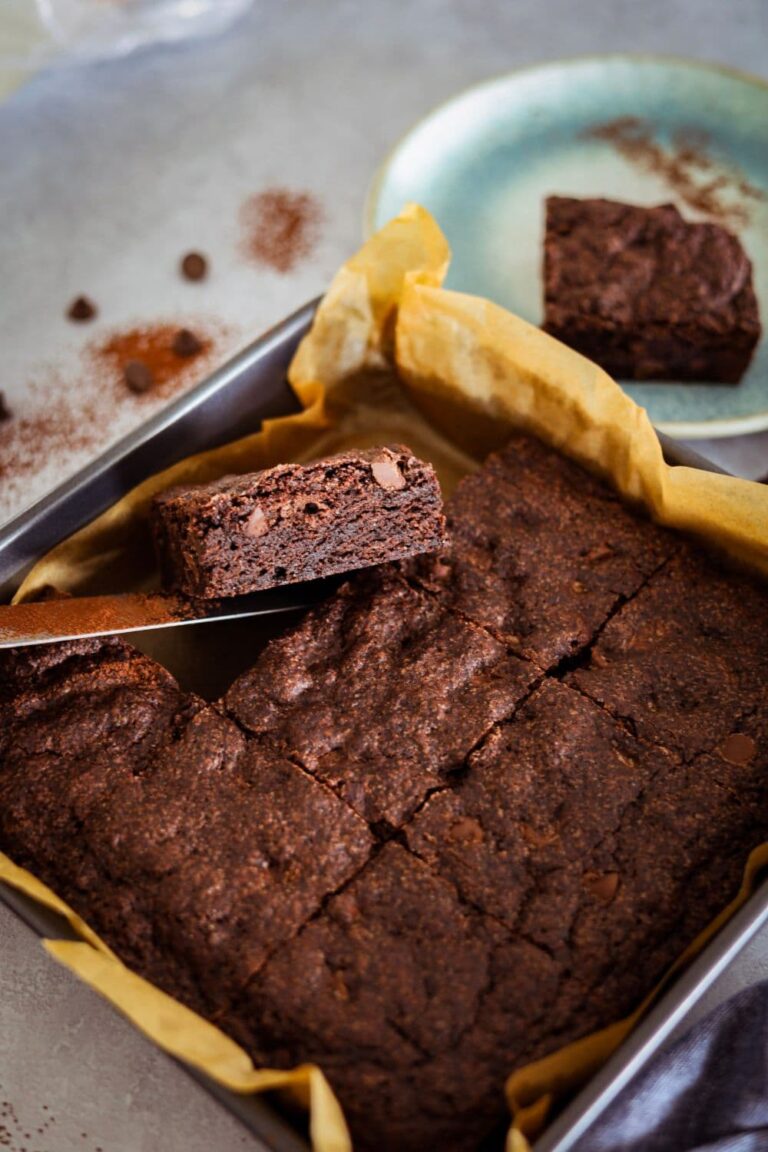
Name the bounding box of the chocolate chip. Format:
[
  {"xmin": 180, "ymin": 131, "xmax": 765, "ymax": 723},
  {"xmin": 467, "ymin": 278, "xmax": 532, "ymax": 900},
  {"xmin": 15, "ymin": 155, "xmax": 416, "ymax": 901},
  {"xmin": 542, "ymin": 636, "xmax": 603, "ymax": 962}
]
[
  {"xmin": 172, "ymin": 328, "xmax": 203, "ymax": 358},
  {"xmin": 0, "ymin": 391, "xmax": 11, "ymax": 423},
  {"xmin": 447, "ymin": 816, "xmax": 484, "ymax": 845},
  {"xmin": 583, "ymin": 871, "xmax": 620, "ymax": 903},
  {"xmin": 244, "ymin": 507, "xmax": 269, "ymax": 537},
  {"xmin": 67, "ymin": 295, "xmax": 97, "ymax": 322},
  {"xmin": 123, "ymin": 360, "xmax": 155, "ymax": 394},
  {"xmin": 720, "ymin": 732, "xmax": 757, "ymax": 765},
  {"xmin": 520, "ymin": 821, "xmax": 556, "ymax": 848},
  {"xmin": 371, "ymin": 455, "xmax": 406, "ymax": 491},
  {"xmin": 180, "ymin": 252, "xmax": 208, "ymax": 281}
]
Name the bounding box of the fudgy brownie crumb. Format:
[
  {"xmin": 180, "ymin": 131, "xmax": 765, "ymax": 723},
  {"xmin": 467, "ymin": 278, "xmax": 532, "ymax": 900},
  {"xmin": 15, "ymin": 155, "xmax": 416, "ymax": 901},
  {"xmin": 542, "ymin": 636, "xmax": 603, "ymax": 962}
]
[{"xmin": 152, "ymin": 445, "xmax": 447, "ymax": 598}]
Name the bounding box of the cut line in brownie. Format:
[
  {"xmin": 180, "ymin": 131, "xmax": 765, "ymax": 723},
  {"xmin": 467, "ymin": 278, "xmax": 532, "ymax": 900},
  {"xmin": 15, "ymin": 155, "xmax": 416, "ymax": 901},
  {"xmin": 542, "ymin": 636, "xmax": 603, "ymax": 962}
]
[
  {"xmin": 405, "ymin": 675, "xmax": 768, "ymax": 1051},
  {"xmin": 223, "ymin": 570, "xmax": 538, "ymax": 828},
  {"xmin": 3, "ymin": 419, "xmax": 768, "ymax": 1152},
  {"xmin": 151, "ymin": 445, "xmax": 447, "ymax": 598},
  {"xmin": 404, "ymin": 679, "xmax": 676, "ymax": 944},
  {"xmin": 568, "ymin": 547, "xmax": 768, "ymax": 761},
  {"xmin": 0, "ymin": 639, "xmax": 373, "ymax": 1018},
  {"xmin": 543, "ymin": 197, "xmax": 761, "ymax": 383},
  {"xmin": 219, "ymin": 842, "xmax": 560, "ymax": 1152},
  {"xmin": 406, "ymin": 433, "xmax": 677, "ymax": 668}
]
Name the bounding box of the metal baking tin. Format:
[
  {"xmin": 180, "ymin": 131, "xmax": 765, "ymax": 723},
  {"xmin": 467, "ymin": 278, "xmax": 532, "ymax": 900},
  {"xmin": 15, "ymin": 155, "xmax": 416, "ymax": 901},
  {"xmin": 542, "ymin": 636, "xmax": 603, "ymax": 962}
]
[{"xmin": 0, "ymin": 299, "xmax": 764, "ymax": 1152}]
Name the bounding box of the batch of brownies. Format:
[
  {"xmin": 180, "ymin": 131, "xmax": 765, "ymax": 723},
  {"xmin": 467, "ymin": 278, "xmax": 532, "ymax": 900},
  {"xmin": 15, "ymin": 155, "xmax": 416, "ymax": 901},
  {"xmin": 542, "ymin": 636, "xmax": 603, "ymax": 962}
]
[{"xmin": 1, "ymin": 197, "xmax": 766, "ymax": 1152}]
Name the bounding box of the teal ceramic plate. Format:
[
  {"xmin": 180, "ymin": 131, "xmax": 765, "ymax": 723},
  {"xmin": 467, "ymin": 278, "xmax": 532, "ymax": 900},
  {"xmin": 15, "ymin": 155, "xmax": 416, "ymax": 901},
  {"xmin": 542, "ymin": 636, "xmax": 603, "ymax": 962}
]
[{"xmin": 366, "ymin": 56, "xmax": 768, "ymax": 439}]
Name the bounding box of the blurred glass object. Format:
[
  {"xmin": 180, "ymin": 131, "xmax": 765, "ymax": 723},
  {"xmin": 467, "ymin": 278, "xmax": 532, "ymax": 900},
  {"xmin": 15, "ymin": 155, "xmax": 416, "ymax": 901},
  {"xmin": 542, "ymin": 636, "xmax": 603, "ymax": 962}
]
[{"xmin": 0, "ymin": 0, "xmax": 254, "ymax": 69}]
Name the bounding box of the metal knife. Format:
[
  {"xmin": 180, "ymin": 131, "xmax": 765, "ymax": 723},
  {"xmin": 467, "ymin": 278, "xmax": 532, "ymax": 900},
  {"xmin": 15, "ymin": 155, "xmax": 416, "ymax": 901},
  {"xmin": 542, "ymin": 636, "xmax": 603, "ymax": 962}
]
[{"xmin": 0, "ymin": 580, "xmax": 337, "ymax": 648}]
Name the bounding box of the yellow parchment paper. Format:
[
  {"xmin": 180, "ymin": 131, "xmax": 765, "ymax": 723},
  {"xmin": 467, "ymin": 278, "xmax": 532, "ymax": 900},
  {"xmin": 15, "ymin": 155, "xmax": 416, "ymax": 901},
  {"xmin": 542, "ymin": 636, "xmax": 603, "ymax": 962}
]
[{"xmin": 6, "ymin": 204, "xmax": 768, "ymax": 1151}]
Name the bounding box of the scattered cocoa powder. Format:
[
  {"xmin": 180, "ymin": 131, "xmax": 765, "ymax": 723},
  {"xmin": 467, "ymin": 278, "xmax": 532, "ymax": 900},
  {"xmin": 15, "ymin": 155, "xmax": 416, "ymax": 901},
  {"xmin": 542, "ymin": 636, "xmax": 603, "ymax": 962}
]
[
  {"xmin": 0, "ymin": 321, "xmax": 226, "ymax": 521},
  {"xmin": 239, "ymin": 188, "xmax": 322, "ymax": 273},
  {"xmin": 0, "ymin": 392, "xmax": 11, "ymax": 422},
  {"xmin": 87, "ymin": 322, "xmax": 214, "ymax": 399},
  {"xmin": 4, "ymin": 591, "xmax": 200, "ymax": 641},
  {"xmin": 584, "ymin": 117, "xmax": 765, "ymax": 226}
]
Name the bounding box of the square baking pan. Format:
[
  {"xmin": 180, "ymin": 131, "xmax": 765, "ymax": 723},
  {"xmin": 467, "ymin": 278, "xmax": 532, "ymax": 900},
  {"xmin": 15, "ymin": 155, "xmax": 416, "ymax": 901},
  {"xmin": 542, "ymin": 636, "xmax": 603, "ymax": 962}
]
[{"xmin": 2, "ymin": 298, "xmax": 767, "ymax": 1152}]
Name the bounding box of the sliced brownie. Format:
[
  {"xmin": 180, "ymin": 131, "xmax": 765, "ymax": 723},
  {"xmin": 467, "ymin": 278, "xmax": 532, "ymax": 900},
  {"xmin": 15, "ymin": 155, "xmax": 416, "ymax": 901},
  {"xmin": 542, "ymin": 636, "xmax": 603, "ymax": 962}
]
[
  {"xmin": 543, "ymin": 196, "xmax": 761, "ymax": 383},
  {"xmin": 223, "ymin": 570, "xmax": 537, "ymax": 827},
  {"xmin": 404, "ymin": 679, "xmax": 673, "ymax": 945},
  {"xmin": 0, "ymin": 639, "xmax": 372, "ymax": 1017},
  {"xmin": 221, "ymin": 843, "xmax": 559, "ymax": 1152},
  {"xmin": 407, "ymin": 433, "xmax": 676, "ymax": 667},
  {"xmin": 568, "ymin": 547, "xmax": 768, "ymax": 759},
  {"xmin": 151, "ymin": 445, "xmax": 446, "ymax": 598},
  {"xmin": 406, "ymin": 677, "xmax": 768, "ymax": 1045}
]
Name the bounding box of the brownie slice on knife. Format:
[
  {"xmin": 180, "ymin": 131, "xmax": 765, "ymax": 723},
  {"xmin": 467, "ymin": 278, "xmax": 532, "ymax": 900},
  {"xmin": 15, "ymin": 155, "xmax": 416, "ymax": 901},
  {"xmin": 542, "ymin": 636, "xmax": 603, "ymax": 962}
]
[{"xmin": 151, "ymin": 445, "xmax": 446, "ymax": 598}]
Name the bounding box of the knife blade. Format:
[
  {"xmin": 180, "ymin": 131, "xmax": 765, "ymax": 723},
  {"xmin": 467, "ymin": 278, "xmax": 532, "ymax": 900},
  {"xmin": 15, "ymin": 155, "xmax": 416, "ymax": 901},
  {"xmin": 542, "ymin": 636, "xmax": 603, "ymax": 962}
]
[{"xmin": 0, "ymin": 580, "xmax": 337, "ymax": 648}]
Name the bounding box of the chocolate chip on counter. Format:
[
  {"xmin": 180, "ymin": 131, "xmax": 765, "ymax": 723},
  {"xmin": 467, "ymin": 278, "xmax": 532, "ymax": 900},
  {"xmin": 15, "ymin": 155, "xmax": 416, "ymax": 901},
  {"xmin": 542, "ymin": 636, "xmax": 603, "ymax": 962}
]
[
  {"xmin": 0, "ymin": 391, "xmax": 11, "ymax": 422},
  {"xmin": 180, "ymin": 252, "xmax": 208, "ymax": 281},
  {"xmin": 582, "ymin": 871, "xmax": 620, "ymax": 903},
  {"xmin": 67, "ymin": 295, "xmax": 97, "ymax": 322},
  {"xmin": 720, "ymin": 732, "xmax": 758, "ymax": 765},
  {"xmin": 123, "ymin": 360, "xmax": 155, "ymax": 394},
  {"xmin": 371, "ymin": 455, "xmax": 406, "ymax": 491},
  {"xmin": 172, "ymin": 328, "xmax": 203, "ymax": 358}
]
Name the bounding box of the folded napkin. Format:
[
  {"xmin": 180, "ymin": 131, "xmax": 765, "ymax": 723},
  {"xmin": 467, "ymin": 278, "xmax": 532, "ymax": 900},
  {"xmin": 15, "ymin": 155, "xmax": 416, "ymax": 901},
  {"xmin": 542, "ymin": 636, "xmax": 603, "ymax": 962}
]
[{"xmin": 585, "ymin": 980, "xmax": 768, "ymax": 1152}]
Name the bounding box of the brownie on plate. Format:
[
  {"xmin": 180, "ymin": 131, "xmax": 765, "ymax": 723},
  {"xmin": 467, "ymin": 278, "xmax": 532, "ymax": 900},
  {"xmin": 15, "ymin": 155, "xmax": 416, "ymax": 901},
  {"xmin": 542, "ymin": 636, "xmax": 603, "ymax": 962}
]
[
  {"xmin": 151, "ymin": 445, "xmax": 446, "ymax": 598},
  {"xmin": 543, "ymin": 196, "xmax": 761, "ymax": 383}
]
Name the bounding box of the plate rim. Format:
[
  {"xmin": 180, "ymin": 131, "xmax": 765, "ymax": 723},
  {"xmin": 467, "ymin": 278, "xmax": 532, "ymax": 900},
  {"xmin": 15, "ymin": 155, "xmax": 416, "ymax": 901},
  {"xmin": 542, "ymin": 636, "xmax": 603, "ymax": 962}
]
[{"xmin": 363, "ymin": 52, "xmax": 768, "ymax": 440}]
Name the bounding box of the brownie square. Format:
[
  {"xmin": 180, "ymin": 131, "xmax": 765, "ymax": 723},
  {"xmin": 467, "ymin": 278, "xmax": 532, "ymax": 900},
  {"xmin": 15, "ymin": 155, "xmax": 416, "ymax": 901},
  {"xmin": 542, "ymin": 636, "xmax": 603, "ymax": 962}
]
[
  {"xmin": 569, "ymin": 548, "xmax": 768, "ymax": 760},
  {"xmin": 223, "ymin": 571, "xmax": 537, "ymax": 827},
  {"xmin": 407, "ymin": 678, "xmax": 768, "ymax": 1046},
  {"xmin": 408, "ymin": 433, "xmax": 676, "ymax": 667},
  {"xmin": 564, "ymin": 736, "xmax": 768, "ymax": 1030},
  {"xmin": 404, "ymin": 679, "xmax": 675, "ymax": 949},
  {"xmin": 0, "ymin": 639, "xmax": 372, "ymax": 1017},
  {"xmin": 543, "ymin": 196, "xmax": 761, "ymax": 383},
  {"xmin": 222, "ymin": 843, "xmax": 559, "ymax": 1152},
  {"xmin": 0, "ymin": 638, "xmax": 187, "ymax": 820},
  {"xmin": 151, "ymin": 446, "xmax": 446, "ymax": 598}
]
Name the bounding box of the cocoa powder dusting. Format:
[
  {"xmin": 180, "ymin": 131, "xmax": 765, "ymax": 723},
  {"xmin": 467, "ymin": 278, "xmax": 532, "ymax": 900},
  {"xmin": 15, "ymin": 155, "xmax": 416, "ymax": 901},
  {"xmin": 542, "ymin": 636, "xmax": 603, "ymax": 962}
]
[
  {"xmin": 0, "ymin": 321, "xmax": 225, "ymax": 519},
  {"xmin": 2, "ymin": 592, "xmax": 200, "ymax": 640},
  {"xmin": 89, "ymin": 322, "xmax": 213, "ymax": 398},
  {"xmin": 239, "ymin": 188, "xmax": 322, "ymax": 273},
  {"xmin": 584, "ymin": 117, "xmax": 765, "ymax": 226}
]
